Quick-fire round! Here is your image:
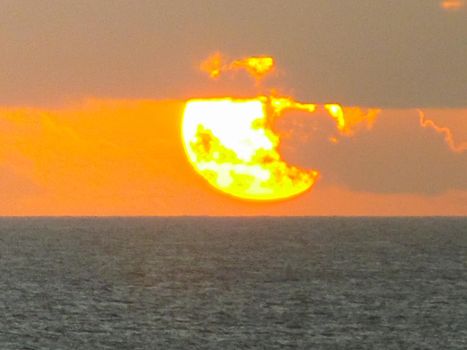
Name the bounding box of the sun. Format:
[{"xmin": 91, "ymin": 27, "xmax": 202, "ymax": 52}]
[
  {"xmin": 182, "ymin": 53, "xmax": 379, "ymax": 201},
  {"xmin": 181, "ymin": 97, "xmax": 319, "ymax": 201}
]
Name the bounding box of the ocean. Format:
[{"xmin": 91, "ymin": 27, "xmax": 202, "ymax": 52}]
[{"xmin": 0, "ymin": 217, "xmax": 466, "ymax": 349}]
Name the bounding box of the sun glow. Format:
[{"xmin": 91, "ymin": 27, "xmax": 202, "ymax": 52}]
[
  {"xmin": 183, "ymin": 53, "xmax": 380, "ymax": 201},
  {"xmin": 182, "ymin": 97, "xmax": 318, "ymax": 201},
  {"xmin": 200, "ymin": 52, "xmax": 275, "ymax": 80}
]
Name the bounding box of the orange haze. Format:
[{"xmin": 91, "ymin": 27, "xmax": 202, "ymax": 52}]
[
  {"xmin": 1, "ymin": 100, "xmax": 467, "ymax": 215},
  {"xmin": 440, "ymin": 0, "xmax": 465, "ymax": 11}
]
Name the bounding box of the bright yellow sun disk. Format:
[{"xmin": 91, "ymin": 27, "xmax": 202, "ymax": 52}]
[
  {"xmin": 182, "ymin": 98, "xmax": 317, "ymax": 201},
  {"xmin": 183, "ymin": 100, "xmax": 273, "ymax": 161}
]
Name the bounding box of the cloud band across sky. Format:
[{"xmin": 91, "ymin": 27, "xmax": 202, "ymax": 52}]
[
  {"xmin": 0, "ymin": 1, "xmax": 466, "ymax": 215},
  {"xmin": 0, "ymin": 1, "xmax": 466, "ymax": 108},
  {"xmin": 1, "ymin": 100, "xmax": 466, "ymax": 215}
]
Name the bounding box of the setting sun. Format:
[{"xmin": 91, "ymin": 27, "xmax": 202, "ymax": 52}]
[
  {"xmin": 182, "ymin": 54, "xmax": 383, "ymax": 201},
  {"xmin": 182, "ymin": 98, "xmax": 318, "ymax": 201},
  {"xmin": 1, "ymin": 2, "xmax": 467, "ymax": 346}
]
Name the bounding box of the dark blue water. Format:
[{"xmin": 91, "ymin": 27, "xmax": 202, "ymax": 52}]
[{"xmin": 0, "ymin": 217, "xmax": 466, "ymax": 349}]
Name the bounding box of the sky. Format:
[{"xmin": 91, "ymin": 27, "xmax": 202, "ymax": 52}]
[{"xmin": 0, "ymin": 0, "xmax": 466, "ymax": 215}]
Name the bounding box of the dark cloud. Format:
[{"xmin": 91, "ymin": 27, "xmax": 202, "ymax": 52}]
[
  {"xmin": 0, "ymin": 0, "xmax": 465, "ymax": 107},
  {"xmin": 280, "ymin": 109, "xmax": 467, "ymax": 194}
]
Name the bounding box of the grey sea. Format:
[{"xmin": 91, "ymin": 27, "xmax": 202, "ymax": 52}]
[{"xmin": 0, "ymin": 217, "xmax": 466, "ymax": 349}]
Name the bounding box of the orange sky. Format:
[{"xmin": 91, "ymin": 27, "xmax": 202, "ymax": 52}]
[
  {"xmin": 1, "ymin": 100, "xmax": 466, "ymax": 216},
  {"xmin": 0, "ymin": 1, "xmax": 466, "ymax": 215}
]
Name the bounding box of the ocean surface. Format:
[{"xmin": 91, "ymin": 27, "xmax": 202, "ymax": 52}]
[{"xmin": 0, "ymin": 217, "xmax": 466, "ymax": 349}]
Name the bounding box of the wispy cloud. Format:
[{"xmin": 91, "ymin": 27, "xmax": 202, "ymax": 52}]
[{"xmin": 440, "ymin": 0, "xmax": 465, "ymax": 11}]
